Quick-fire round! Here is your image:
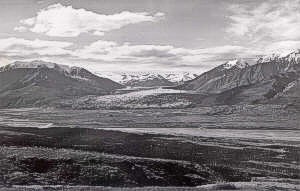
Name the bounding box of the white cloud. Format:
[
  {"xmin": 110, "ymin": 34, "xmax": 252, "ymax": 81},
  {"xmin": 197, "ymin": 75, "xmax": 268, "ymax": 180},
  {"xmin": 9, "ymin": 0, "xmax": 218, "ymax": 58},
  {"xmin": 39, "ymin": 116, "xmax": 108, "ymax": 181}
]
[
  {"xmin": 263, "ymin": 41, "xmax": 300, "ymax": 55},
  {"xmin": 0, "ymin": 37, "xmax": 259, "ymax": 72},
  {"xmin": 0, "ymin": 37, "xmax": 73, "ymax": 57},
  {"xmin": 226, "ymin": 0, "xmax": 300, "ymax": 41},
  {"xmin": 15, "ymin": 3, "xmax": 165, "ymax": 37},
  {"xmin": 73, "ymin": 40, "xmax": 259, "ymax": 70},
  {"xmin": 14, "ymin": 26, "xmax": 27, "ymax": 32},
  {"xmin": 0, "ymin": 56, "xmax": 11, "ymax": 67},
  {"xmin": 74, "ymin": 40, "xmax": 181, "ymax": 62},
  {"xmin": 2, "ymin": 36, "xmax": 295, "ymax": 72}
]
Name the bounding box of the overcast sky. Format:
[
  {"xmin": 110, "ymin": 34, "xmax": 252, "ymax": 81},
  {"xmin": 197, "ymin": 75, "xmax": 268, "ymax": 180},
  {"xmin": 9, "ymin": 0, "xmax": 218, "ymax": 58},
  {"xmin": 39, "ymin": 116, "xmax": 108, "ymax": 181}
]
[{"xmin": 0, "ymin": 0, "xmax": 300, "ymax": 73}]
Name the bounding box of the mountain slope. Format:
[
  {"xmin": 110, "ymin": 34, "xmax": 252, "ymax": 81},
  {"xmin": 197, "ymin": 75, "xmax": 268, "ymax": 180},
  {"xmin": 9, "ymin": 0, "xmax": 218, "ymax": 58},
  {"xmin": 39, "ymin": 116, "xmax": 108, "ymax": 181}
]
[
  {"xmin": 0, "ymin": 60, "xmax": 124, "ymax": 108},
  {"xmin": 178, "ymin": 50, "xmax": 300, "ymax": 105},
  {"xmin": 271, "ymin": 76, "xmax": 300, "ymax": 107}
]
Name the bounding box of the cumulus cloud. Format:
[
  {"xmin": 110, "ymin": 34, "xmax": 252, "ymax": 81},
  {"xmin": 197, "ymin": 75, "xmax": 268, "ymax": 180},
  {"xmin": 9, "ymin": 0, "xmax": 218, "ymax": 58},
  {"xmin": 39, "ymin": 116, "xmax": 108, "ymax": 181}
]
[
  {"xmin": 225, "ymin": 0, "xmax": 300, "ymax": 57},
  {"xmin": 14, "ymin": 26, "xmax": 27, "ymax": 32},
  {"xmin": 15, "ymin": 3, "xmax": 165, "ymax": 37},
  {"xmin": 226, "ymin": 0, "xmax": 300, "ymax": 41}
]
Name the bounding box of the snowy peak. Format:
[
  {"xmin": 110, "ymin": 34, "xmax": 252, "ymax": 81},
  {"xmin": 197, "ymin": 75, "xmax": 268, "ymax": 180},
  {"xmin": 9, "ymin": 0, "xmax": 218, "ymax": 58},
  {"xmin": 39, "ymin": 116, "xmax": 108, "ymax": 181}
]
[
  {"xmin": 222, "ymin": 59, "xmax": 249, "ymax": 69},
  {"xmin": 258, "ymin": 53, "xmax": 284, "ymax": 63},
  {"xmin": 286, "ymin": 49, "xmax": 300, "ymax": 63},
  {"xmin": 258, "ymin": 50, "xmax": 300, "ymax": 64},
  {"xmin": 96, "ymin": 72, "xmax": 199, "ymax": 87},
  {"xmin": 120, "ymin": 73, "xmax": 165, "ymax": 83},
  {"xmin": 119, "ymin": 73, "xmax": 174, "ymax": 87},
  {"xmin": 178, "ymin": 49, "xmax": 300, "ymax": 96},
  {"xmin": 162, "ymin": 72, "xmax": 199, "ymax": 83}
]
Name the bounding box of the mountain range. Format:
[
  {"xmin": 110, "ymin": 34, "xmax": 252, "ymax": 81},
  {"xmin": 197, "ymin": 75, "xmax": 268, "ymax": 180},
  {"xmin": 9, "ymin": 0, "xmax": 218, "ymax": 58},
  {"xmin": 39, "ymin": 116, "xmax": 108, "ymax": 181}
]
[
  {"xmin": 0, "ymin": 50, "xmax": 300, "ymax": 108},
  {"xmin": 177, "ymin": 50, "xmax": 300, "ymax": 106},
  {"xmin": 96, "ymin": 72, "xmax": 199, "ymax": 87}
]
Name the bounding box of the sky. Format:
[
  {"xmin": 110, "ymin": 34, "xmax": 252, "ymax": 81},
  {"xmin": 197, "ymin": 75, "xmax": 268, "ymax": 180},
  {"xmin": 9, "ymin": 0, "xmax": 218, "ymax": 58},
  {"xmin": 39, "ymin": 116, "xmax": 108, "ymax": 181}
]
[{"xmin": 0, "ymin": 0, "xmax": 300, "ymax": 73}]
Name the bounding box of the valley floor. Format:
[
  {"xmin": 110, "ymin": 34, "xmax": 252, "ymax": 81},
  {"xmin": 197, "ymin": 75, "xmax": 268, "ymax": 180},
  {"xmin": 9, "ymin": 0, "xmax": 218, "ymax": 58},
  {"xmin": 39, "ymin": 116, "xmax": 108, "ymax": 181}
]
[{"xmin": 0, "ymin": 105, "xmax": 299, "ymax": 190}]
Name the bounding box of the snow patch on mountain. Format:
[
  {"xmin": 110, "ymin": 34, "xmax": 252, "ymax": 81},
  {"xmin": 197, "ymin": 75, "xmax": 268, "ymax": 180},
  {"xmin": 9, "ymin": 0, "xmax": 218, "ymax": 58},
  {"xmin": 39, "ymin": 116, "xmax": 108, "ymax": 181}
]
[
  {"xmin": 119, "ymin": 73, "xmax": 166, "ymax": 84},
  {"xmin": 223, "ymin": 59, "xmax": 249, "ymax": 69},
  {"xmin": 96, "ymin": 88, "xmax": 188, "ymax": 102},
  {"xmin": 162, "ymin": 72, "xmax": 199, "ymax": 83},
  {"xmin": 286, "ymin": 49, "xmax": 300, "ymax": 63},
  {"xmin": 258, "ymin": 50, "xmax": 300, "ymax": 64},
  {"xmin": 72, "ymin": 88, "xmax": 192, "ymax": 109}
]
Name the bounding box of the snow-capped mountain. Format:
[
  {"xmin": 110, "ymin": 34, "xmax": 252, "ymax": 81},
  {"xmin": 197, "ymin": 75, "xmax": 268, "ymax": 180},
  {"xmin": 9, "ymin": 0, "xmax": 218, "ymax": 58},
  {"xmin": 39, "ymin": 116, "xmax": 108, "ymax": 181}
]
[
  {"xmin": 0, "ymin": 60, "xmax": 123, "ymax": 108},
  {"xmin": 120, "ymin": 73, "xmax": 174, "ymax": 87},
  {"xmin": 1, "ymin": 60, "xmax": 92, "ymax": 81},
  {"xmin": 162, "ymin": 72, "xmax": 199, "ymax": 83},
  {"xmin": 178, "ymin": 50, "xmax": 300, "ymax": 105},
  {"xmin": 96, "ymin": 72, "xmax": 199, "ymax": 87},
  {"xmin": 0, "ymin": 60, "xmax": 73, "ymax": 72},
  {"xmin": 258, "ymin": 50, "xmax": 300, "ymax": 64},
  {"xmin": 222, "ymin": 59, "xmax": 249, "ymax": 69},
  {"xmin": 177, "ymin": 59, "xmax": 251, "ymax": 93}
]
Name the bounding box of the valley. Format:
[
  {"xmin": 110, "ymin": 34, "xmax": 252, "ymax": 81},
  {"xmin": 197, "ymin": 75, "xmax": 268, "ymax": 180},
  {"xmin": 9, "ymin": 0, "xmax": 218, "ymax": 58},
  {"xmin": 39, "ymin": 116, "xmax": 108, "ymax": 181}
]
[
  {"xmin": 1, "ymin": 1, "xmax": 300, "ymax": 190},
  {"xmin": 0, "ymin": 106, "xmax": 299, "ymax": 190},
  {"xmin": 0, "ymin": 51, "xmax": 299, "ymax": 190}
]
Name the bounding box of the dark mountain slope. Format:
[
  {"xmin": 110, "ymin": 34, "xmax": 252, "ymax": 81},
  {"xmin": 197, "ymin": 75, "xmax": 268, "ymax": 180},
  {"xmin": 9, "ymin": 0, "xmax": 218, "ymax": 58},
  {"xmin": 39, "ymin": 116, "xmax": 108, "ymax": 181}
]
[{"xmin": 0, "ymin": 61, "xmax": 124, "ymax": 108}]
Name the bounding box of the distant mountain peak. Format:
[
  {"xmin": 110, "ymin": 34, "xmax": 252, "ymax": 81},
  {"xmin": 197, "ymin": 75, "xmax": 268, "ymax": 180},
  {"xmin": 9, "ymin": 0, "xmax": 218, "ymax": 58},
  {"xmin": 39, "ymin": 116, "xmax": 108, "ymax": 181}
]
[
  {"xmin": 222, "ymin": 59, "xmax": 249, "ymax": 69},
  {"xmin": 0, "ymin": 60, "xmax": 124, "ymax": 108},
  {"xmin": 1, "ymin": 60, "xmax": 89, "ymax": 74},
  {"xmin": 96, "ymin": 71, "xmax": 199, "ymax": 87}
]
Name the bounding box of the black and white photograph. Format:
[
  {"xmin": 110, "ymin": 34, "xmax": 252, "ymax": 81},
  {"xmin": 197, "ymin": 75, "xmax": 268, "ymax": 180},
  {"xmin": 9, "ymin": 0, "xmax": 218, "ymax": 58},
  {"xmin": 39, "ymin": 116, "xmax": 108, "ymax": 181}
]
[{"xmin": 0, "ymin": 0, "xmax": 299, "ymax": 190}]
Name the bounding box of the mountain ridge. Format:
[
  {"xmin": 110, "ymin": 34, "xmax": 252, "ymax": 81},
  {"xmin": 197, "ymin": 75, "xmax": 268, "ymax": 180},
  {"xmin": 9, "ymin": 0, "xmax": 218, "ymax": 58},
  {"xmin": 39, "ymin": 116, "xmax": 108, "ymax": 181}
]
[
  {"xmin": 177, "ymin": 49, "xmax": 300, "ymax": 106},
  {"xmin": 96, "ymin": 72, "xmax": 199, "ymax": 87},
  {"xmin": 0, "ymin": 60, "xmax": 124, "ymax": 108}
]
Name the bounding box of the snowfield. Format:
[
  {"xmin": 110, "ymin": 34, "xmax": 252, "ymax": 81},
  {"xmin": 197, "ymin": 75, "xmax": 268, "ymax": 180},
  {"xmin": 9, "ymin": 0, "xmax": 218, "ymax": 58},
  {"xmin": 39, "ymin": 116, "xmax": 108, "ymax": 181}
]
[{"xmin": 72, "ymin": 88, "xmax": 193, "ymax": 109}]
